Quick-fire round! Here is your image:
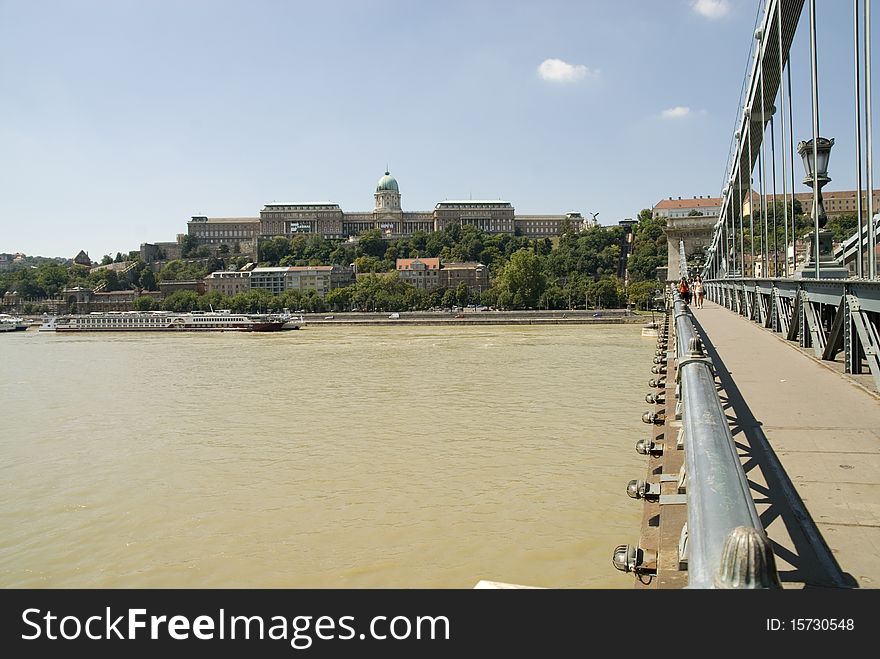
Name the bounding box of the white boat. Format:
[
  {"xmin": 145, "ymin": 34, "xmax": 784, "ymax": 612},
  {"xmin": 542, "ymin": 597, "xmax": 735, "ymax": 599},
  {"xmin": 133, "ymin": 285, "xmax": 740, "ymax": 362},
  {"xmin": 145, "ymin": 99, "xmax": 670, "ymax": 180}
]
[
  {"xmin": 0, "ymin": 313, "xmax": 29, "ymax": 332},
  {"xmin": 641, "ymin": 321, "xmax": 660, "ymax": 338},
  {"xmin": 282, "ymin": 314, "xmax": 305, "ymax": 330},
  {"xmin": 38, "ymin": 310, "xmax": 291, "ymax": 332}
]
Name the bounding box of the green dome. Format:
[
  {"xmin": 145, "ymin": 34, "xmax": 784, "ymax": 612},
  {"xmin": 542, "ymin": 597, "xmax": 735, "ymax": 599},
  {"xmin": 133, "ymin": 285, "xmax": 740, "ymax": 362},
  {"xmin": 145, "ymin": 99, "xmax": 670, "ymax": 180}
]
[{"xmin": 376, "ymin": 171, "xmax": 399, "ymax": 193}]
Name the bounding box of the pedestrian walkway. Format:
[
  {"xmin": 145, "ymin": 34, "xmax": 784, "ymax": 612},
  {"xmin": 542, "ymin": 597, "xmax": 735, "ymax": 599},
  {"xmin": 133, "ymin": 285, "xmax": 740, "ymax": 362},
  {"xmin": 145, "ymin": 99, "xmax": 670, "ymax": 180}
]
[{"xmin": 691, "ymin": 301, "xmax": 880, "ymax": 588}]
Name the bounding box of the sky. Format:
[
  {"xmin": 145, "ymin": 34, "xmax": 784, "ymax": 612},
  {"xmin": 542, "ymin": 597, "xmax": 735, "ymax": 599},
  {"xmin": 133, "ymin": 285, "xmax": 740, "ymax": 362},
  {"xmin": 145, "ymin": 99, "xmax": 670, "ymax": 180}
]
[{"xmin": 1, "ymin": 0, "xmax": 877, "ymax": 259}]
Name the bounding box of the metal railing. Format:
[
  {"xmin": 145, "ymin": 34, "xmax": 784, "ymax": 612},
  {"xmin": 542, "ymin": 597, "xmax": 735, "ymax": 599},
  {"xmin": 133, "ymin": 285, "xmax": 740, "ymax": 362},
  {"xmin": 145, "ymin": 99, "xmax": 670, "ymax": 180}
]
[
  {"xmin": 677, "ymin": 241, "xmax": 779, "ymax": 587},
  {"xmin": 673, "ymin": 296, "xmax": 779, "ymax": 588},
  {"xmin": 616, "ymin": 242, "xmax": 779, "ymax": 587},
  {"xmin": 705, "ymin": 277, "xmax": 880, "ymax": 391}
]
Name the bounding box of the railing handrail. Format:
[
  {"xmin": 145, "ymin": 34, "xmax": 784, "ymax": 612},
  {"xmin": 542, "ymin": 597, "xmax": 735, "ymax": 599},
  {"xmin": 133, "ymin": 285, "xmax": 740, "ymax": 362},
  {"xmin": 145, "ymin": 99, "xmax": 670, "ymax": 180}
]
[{"xmin": 674, "ymin": 242, "xmax": 780, "ymax": 588}]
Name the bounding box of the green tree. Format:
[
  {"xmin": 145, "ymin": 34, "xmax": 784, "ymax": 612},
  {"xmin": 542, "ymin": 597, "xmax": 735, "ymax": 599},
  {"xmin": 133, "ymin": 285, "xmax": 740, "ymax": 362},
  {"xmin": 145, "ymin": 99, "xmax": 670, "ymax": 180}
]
[
  {"xmin": 258, "ymin": 236, "xmax": 291, "ymax": 265},
  {"xmin": 628, "ymin": 209, "xmax": 667, "ymax": 282},
  {"xmin": 100, "ymin": 255, "xmax": 114, "ymax": 266},
  {"xmin": 133, "ymin": 295, "xmax": 155, "ymax": 311},
  {"xmin": 495, "ymin": 249, "xmax": 546, "ymax": 309},
  {"xmin": 588, "ymin": 276, "xmax": 623, "ymax": 308},
  {"xmin": 353, "ymin": 255, "xmax": 390, "ymax": 273},
  {"xmin": 325, "ymin": 287, "xmax": 352, "ymax": 311},
  {"xmin": 180, "ymin": 234, "xmax": 197, "ymax": 258},
  {"xmin": 628, "ymin": 280, "xmax": 660, "ymax": 310},
  {"xmin": 162, "ymin": 290, "xmax": 199, "ymax": 312},
  {"xmin": 36, "ymin": 265, "xmax": 69, "ymax": 297},
  {"xmin": 441, "ymin": 288, "xmax": 457, "ymax": 309},
  {"xmin": 100, "ymin": 269, "xmax": 120, "ymax": 291},
  {"xmin": 826, "ymin": 213, "xmax": 859, "ymax": 243},
  {"xmin": 139, "ymin": 268, "xmax": 157, "ymax": 291},
  {"xmin": 356, "ymin": 229, "xmax": 387, "ymax": 259}
]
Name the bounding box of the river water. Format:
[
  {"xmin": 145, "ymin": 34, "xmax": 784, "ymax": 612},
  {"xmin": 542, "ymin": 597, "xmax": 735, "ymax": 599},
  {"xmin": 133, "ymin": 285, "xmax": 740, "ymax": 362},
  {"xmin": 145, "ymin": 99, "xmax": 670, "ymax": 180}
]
[{"xmin": 0, "ymin": 324, "xmax": 651, "ymax": 588}]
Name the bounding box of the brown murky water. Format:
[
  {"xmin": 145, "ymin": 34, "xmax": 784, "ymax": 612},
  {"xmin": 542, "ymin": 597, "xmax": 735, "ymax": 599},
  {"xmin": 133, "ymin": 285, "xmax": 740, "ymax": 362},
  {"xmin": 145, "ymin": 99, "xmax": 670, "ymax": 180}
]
[{"xmin": 0, "ymin": 325, "xmax": 651, "ymax": 588}]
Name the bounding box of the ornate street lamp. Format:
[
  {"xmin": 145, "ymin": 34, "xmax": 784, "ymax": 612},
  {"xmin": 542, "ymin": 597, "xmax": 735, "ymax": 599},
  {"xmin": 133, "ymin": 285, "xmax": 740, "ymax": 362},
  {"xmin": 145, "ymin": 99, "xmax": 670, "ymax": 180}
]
[
  {"xmin": 797, "ymin": 137, "xmax": 834, "ymax": 227},
  {"xmin": 793, "ymin": 137, "xmax": 848, "ymax": 278}
]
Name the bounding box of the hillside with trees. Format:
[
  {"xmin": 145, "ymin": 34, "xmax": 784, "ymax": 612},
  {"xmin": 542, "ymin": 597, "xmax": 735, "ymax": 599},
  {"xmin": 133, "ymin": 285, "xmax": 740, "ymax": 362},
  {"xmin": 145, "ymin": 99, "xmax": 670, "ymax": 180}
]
[{"xmin": 2, "ymin": 211, "xmax": 668, "ymax": 314}]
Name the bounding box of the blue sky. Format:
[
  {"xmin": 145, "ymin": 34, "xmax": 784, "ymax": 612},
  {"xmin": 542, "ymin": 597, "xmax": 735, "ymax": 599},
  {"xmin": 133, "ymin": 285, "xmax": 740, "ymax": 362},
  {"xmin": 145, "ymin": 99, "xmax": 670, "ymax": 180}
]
[{"xmin": 1, "ymin": 0, "xmax": 876, "ymax": 259}]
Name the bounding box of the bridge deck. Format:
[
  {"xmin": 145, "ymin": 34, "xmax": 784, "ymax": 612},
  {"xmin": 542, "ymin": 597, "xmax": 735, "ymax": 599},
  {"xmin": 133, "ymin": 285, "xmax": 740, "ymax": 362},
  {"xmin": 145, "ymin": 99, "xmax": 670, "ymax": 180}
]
[{"xmin": 692, "ymin": 301, "xmax": 880, "ymax": 588}]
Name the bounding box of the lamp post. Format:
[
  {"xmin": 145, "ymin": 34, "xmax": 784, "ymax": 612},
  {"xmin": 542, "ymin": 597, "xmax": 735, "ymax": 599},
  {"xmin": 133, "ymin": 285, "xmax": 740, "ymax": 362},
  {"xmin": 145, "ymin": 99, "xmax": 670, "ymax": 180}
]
[{"xmin": 794, "ymin": 137, "xmax": 848, "ymax": 278}]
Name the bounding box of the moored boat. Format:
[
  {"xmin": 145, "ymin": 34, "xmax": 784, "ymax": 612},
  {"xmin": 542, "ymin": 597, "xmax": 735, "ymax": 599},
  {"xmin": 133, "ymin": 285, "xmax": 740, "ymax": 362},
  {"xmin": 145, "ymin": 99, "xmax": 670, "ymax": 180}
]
[
  {"xmin": 282, "ymin": 314, "xmax": 305, "ymax": 330},
  {"xmin": 38, "ymin": 310, "xmax": 292, "ymax": 332},
  {"xmin": 0, "ymin": 313, "xmax": 29, "ymax": 332}
]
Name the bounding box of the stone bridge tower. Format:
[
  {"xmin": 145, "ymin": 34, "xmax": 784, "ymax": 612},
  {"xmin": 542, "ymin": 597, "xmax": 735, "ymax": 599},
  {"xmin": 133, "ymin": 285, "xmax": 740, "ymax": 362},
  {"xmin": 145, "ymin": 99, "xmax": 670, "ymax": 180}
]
[{"xmin": 665, "ymin": 215, "xmax": 717, "ymax": 280}]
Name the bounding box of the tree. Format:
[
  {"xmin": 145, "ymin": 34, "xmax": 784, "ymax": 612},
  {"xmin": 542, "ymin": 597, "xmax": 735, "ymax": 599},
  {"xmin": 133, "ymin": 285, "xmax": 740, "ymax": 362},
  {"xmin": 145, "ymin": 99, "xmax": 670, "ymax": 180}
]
[
  {"xmin": 325, "ymin": 287, "xmax": 352, "ymax": 311},
  {"xmin": 588, "ymin": 276, "xmax": 623, "ymax": 308},
  {"xmin": 356, "ymin": 229, "xmax": 387, "ymax": 259},
  {"xmin": 139, "ymin": 268, "xmax": 157, "ymax": 291},
  {"xmin": 219, "ymin": 243, "xmax": 230, "ymax": 255},
  {"xmin": 162, "ymin": 290, "xmax": 199, "ymax": 312},
  {"xmin": 259, "ymin": 236, "xmax": 292, "ymax": 265},
  {"xmin": 100, "ymin": 269, "xmax": 120, "ymax": 291},
  {"xmin": 495, "ymin": 249, "xmax": 547, "ymax": 309},
  {"xmin": 180, "ymin": 234, "xmax": 197, "ymax": 258},
  {"xmin": 628, "ymin": 210, "xmax": 667, "ymax": 282},
  {"xmin": 36, "ymin": 265, "xmax": 70, "ymax": 297},
  {"xmin": 455, "ymin": 282, "xmax": 470, "ymax": 307},
  {"xmin": 826, "ymin": 213, "xmax": 859, "ymax": 243},
  {"xmin": 353, "ymin": 255, "xmax": 390, "ymax": 273},
  {"xmin": 100, "ymin": 255, "xmax": 113, "ymax": 266},
  {"xmin": 133, "ymin": 295, "xmax": 155, "ymax": 311},
  {"xmin": 114, "ymin": 252, "xmax": 125, "ymax": 263},
  {"xmin": 441, "ymin": 288, "xmax": 457, "ymax": 309},
  {"xmin": 628, "ymin": 280, "xmax": 660, "ymax": 310}
]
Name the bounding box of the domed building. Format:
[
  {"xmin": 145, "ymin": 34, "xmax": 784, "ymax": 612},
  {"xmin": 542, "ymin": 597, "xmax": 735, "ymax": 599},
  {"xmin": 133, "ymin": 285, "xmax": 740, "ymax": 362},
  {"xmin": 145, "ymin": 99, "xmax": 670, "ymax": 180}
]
[
  {"xmin": 373, "ymin": 171, "xmax": 402, "ymax": 229},
  {"xmin": 187, "ymin": 169, "xmax": 585, "ymax": 255}
]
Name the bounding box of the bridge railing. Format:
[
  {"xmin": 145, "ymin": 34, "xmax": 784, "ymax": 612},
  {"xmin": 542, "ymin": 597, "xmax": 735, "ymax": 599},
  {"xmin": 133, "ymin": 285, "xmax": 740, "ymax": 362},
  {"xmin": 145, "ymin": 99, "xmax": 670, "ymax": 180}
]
[
  {"xmin": 671, "ymin": 240, "xmax": 779, "ymax": 587},
  {"xmin": 705, "ymin": 278, "xmax": 880, "ymax": 392},
  {"xmin": 672, "ymin": 295, "xmax": 780, "ymax": 588}
]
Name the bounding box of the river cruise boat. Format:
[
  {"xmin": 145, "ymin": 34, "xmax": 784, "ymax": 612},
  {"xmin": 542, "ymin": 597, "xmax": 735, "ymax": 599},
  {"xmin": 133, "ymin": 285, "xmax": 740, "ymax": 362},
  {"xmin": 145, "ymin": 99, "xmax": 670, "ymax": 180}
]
[
  {"xmin": 39, "ymin": 310, "xmax": 300, "ymax": 332},
  {"xmin": 0, "ymin": 313, "xmax": 29, "ymax": 332}
]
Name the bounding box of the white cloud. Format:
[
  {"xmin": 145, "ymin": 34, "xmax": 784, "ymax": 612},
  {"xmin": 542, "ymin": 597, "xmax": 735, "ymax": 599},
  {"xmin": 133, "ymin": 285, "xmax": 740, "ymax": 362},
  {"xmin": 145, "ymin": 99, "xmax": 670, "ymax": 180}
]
[
  {"xmin": 691, "ymin": 0, "xmax": 730, "ymax": 19},
  {"xmin": 662, "ymin": 106, "xmax": 692, "ymax": 119},
  {"xmin": 537, "ymin": 58, "xmax": 597, "ymax": 83}
]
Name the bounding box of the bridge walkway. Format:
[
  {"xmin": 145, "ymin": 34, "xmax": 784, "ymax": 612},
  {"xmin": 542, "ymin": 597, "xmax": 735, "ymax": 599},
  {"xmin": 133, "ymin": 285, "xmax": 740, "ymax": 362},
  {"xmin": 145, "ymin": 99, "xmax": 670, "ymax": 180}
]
[{"xmin": 691, "ymin": 300, "xmax": 880, "ymax": 588}]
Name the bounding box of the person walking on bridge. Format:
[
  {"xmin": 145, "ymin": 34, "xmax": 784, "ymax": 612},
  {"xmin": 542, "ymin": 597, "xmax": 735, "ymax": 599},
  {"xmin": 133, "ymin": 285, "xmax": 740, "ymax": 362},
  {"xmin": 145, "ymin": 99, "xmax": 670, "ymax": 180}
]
[
  {"xmin": 693, "ymin": 276, "xmax": 704, "ymax": 309},
  {"xmin": 677, "ymin": 277, "xmax": 691, "ymax": 305}
]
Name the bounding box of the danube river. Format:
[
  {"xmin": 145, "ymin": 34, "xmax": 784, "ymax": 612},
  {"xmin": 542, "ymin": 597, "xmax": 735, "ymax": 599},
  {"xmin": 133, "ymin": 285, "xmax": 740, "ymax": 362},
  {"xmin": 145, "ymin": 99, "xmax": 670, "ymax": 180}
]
[{"xmin": 1, "ymin": 324, "xmax": 651, "ymax": 588}]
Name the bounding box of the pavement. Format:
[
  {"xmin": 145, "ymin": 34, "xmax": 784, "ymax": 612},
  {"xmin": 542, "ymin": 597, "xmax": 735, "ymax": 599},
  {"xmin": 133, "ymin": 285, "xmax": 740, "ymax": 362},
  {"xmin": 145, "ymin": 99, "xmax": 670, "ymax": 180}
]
[{"xmin": 691, "ymin": 300, "xmax": 880, "ymax": 588}]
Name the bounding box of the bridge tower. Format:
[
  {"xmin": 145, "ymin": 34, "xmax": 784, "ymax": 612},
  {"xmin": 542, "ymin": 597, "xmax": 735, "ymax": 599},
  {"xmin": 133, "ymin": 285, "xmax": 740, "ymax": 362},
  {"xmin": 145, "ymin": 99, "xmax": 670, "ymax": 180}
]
[{"xmin": 665, "ymin": 215, "xmax": 716, "ymax": 280}]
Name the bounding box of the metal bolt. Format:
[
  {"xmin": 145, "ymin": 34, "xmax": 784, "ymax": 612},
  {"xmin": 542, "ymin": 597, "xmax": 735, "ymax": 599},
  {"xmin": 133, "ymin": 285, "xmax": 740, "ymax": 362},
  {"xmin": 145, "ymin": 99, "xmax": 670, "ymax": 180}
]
[
  {"xmin": 650, "ymin": 365, "xmax": 666, "ymax": 374},
  {"xmin": 714, "ymin": 527, "xmax": 781, "ymax": 589}
]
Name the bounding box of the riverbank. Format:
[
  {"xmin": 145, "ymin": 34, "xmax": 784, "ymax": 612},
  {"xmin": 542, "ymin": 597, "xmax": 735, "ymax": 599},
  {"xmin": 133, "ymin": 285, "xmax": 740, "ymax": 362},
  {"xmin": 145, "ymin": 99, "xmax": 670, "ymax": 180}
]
[
  {"xmin": 298, "ymin": 309, "xmax": 650, "ymax": 326},
  {"xmin": 15, "ymin": 309, "xmax": 654, "ymax": 328}
]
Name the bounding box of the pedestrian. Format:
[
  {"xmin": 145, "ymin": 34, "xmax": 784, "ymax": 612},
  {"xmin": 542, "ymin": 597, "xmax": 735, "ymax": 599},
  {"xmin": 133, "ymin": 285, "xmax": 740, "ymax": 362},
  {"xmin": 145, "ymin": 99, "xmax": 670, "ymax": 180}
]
[
  {"xmin": 693, "ymin": 276, "xmax": 705, "ymax": 309},
  {"xmin": 677, "ymin": 277, "xmax": 691, "ymax": 305}
]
